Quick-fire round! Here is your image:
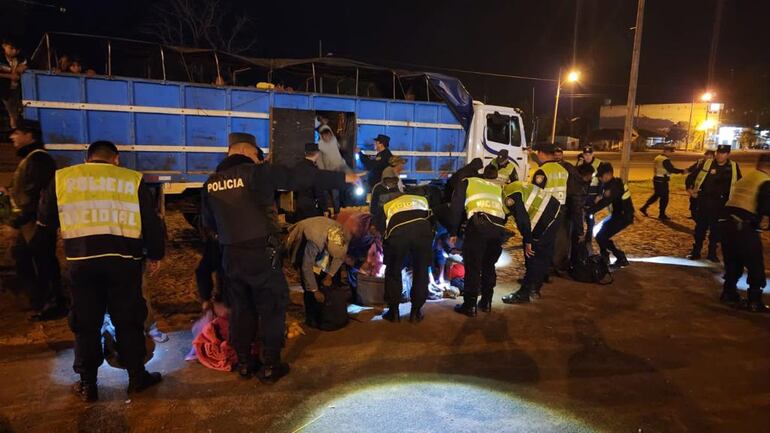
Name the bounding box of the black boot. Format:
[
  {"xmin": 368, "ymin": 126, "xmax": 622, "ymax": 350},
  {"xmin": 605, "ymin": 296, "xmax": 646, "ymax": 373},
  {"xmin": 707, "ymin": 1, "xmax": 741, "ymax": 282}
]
[
  {"xmin": 640, "ymin": 206, "xmax": 649, "ymax": 217},
  {"xmin": 687, "ymin": 243, "xmax": 702, "ymax": 260},
  {"xmin": 127, "ymin": 370, "xmax": 162, "ymax": 394},
  {"xmin": 477, "ymin": 296, "xmax": 492, "ymax": 313},
  {"xmin": 502, "ymin": 286, "xmax": 532, "ymax": 304},
  {"xmin": 746, "ymin": 289, "xmax": 768, "ymax": 313},
  {"xmin": 658, "ymin": 214, "xmax": 670, "ymax": 221},
  {"xmin": 611, "ymin": 250, "xmax": 629, "ymax": 268},
  {"xmin": 409, "ymin": 306, "xmax": 424, "ymax": 323},
  {"xmin": 719, "ymin": 289, "xmax": 741, "ymax": 306},
  {"xmin": 257, "ymin": 362, "xmax": 290, "ymax": 384},
  {"xmin": 454, "ymin": 298, "xmax": 477, "ymax": 317},
  {"xmin": 72, "ymin": 380, "xmax": 98, "ymax": 402},
  {"xmin": 381, "ymin": 305, "xmax": 401, "ymax": 322}
]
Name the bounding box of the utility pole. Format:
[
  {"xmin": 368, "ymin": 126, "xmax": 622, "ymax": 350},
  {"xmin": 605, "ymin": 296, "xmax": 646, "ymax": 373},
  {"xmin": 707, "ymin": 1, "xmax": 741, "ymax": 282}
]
[
  {"xmin": 620, "ymin": 0, "xmax": 646, "ymax": 182},
  {"xmin": 707, "ymin": 0, "xmax": 724, "ymax": 90},
  {"xmin": 570, "ymin": 0, "xmax": 581, "ymax": 139},
  {"xmin": 551, "ymin": 68, "xmax": 563, "ymax": 144}
]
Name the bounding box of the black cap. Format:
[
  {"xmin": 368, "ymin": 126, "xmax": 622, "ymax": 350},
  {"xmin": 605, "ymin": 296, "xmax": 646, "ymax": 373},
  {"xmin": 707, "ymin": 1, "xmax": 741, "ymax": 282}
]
[
  {"xmin": 554, "ymin": 146, "xmax": 564, "ymax": 153},
  {"xmin": 716, "ymin": 144, "xmax": 731, "ymax": 153},
  {"xmin": 10, "ymin": 119, "xmax": 41, "ymax": 134},
  {"xmin": 497, "ymin": 149, "xmax": 509, "ymax": 158},
  {"xmin": 374, "ymin": 134, "xmax": 390, "ymax": 146},
  {"xmin": 532, "ymin": 141, "xmax": 557, "ymax": 153},
  {"xmin": 305, "ymin": 142, "xmax": 319, "ymax": 152},
  {"xmin": 228, "ymin": 132, "xmax": 257, "ymax": 147},
  {"xmin": 582, "ymin": 145, "xmax": 594, "ymax": 153}
]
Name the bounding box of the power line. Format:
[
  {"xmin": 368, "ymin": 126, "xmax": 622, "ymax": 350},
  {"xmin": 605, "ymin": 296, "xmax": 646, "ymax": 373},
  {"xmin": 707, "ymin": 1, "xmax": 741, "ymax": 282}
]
[{"xmin": 368, "ymin": 58, "xmax": 558, "ymax": 83}]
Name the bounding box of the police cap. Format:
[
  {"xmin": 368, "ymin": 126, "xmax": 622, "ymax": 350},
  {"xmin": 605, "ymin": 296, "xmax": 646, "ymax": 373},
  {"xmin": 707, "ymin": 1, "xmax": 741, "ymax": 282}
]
[
  {"xmin": 228, "ymin": 132, "xmax": 257, "ymax": 148},
  {"xmin": 374, "ymin": 134, "xmax": 391, "ymax": 146},
  {"xmin": 716, "ymin": 144, "xmax": 731, "ymax": 154}
]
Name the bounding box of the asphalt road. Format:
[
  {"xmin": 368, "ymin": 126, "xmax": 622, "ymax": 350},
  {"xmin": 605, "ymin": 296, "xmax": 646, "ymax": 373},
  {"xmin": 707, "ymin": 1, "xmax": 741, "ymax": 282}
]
[{"xmin": 2, "ymin": 262, "xmax": 770, "ymax": 433}]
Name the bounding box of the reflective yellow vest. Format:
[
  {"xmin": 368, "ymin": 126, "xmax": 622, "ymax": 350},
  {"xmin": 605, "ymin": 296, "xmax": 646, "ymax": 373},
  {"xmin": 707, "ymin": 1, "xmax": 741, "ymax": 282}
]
[
  {"xmin": 491, "ymin": 159, "xmax": 515, "ymax": 185},
  {"xmin": 383, "ymin": 194, "xmax": 429, "ymax": 226},
  {"xmin": 583, "ymin": 157, "xmax": 602, "ymax": 191},
  {"xmin": 539, "ymin": 161, "xmax": 569, "ymax": 205},
  {"xmin": 465, "ymin": 177, "xmax": 505, "ymax": 219},
  {"xmin": 504, "ymin": 181, "xmax": 556, "ymax": 228},
  {"xmin": 654, "ymin": 154, "xmax": 670, "ymax": 177},
  {"xmin": 55, "ymin": 163, "xmax": 143, "ymax": 241},
  {"xmin": 725, "ymin": 170, "xmax": 770, "ymax": 215},
  {"xmin": 694, "ymin": 159, "xmax": 737, "ymax": 197}
]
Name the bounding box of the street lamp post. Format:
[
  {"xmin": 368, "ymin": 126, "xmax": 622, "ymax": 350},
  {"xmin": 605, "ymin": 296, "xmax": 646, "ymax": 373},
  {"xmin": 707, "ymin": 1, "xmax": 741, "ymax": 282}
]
[{"xmin": 550, "ymin": 69, "xmax": 580, "ymax": 144}]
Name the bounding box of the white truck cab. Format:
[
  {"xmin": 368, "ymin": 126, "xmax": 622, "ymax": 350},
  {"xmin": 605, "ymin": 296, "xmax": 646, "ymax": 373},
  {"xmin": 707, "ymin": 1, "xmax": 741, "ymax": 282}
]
[{"xmin": 466, "ymin": 101, "xmax": 529, "ymax": 181}]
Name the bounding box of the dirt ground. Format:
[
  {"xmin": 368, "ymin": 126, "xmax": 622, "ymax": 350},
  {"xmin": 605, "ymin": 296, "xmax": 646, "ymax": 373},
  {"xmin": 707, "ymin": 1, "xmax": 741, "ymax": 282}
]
[{"xmin": 1, "ymin": 179, "xmax": 769, "ymax": 433}]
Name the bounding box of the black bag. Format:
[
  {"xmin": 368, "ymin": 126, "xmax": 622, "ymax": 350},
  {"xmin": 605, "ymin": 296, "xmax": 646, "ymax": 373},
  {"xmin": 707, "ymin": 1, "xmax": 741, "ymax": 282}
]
[
  {"xmin": 318, "ymin": 285, "xmax": 350, "ymax": 331},
  {"xmin": 569, "ymin": 243, "xmax": 613, "ymax": 284}
]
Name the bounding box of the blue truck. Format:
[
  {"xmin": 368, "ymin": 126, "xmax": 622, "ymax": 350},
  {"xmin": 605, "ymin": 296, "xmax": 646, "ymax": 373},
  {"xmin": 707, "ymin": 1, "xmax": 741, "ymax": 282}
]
[{"xmin": 19, "ymin": 37, "xmax": 529, "ymax": 206}]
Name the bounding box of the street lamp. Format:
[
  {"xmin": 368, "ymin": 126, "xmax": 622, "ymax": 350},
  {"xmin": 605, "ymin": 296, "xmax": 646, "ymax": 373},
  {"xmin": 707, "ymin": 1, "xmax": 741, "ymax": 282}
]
[
  {"xmin": 700, "ymin": 91, "xmax": 714, "ymax": 102},
  {"xmin": 551, "ymin": 68, "xmax": 581, "ymax": 143}
]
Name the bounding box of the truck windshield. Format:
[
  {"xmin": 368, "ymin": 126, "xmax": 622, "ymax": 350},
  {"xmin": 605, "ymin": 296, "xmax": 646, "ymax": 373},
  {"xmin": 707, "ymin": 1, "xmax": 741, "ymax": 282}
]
[{"xmin": 487, "ymin": 113, "xmax": 522, "ymax": 147}]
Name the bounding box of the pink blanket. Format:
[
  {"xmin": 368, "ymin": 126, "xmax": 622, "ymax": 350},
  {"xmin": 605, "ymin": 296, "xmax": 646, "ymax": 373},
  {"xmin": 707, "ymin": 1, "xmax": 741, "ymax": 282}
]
[{"xmin": 193, "ymin": 316, "xmax": 237, "ymax": 372}]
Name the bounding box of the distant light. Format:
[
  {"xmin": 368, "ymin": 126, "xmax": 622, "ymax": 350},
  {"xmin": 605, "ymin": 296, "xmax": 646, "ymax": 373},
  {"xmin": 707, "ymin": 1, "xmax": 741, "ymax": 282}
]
[
  {"xmin": 566, "ymin": 70, "xmax": 580, "ymax": 83},
  {"xmin": 756, "ymin": 124, "xmax": 761, "ymax": 129},
  {"xmin": 709, "ymin": 103, "xmax": 721, "ymax": 112},
  {"xmin": 399, "ymin": 174, "xmax": 407, "ymax": 179},
  {"xmin": 698, "ymin": 119, "xmax": 716, "ymax": 131},
  {"xmin": 354, "ymin": 186, "xmax": 365, "ymax": 196},
  {"xmin": 700, "ymin": 92, "xmax": 714, "ymax": 102}
]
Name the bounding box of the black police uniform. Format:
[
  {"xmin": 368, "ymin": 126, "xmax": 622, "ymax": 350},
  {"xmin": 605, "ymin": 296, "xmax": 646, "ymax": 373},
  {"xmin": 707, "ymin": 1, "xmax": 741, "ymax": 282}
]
[
  {"xmin": 448, "ymin": 178, "xmax": 507, "ymax": 314},
  {"xmin": 576, "ymin": 155, "xmax": 601, "ymax": 242},
  {"xmin": 9, "ymin": 139, "xmax": 62, "ymax": 317},
  {"xmin": 37, "ymin": 161, "xmax": 165, "ymax": 391},
  {"xmin": 503, "ymin": 182, "xmax": 562, "ymax": 303},
  {"xmin": 293, "ymin": 157, "xmax": 327, "ymax": 221},
  {"xmin": 689, "ymin": 159, "xmax": 741, "ymax": 260},
  {"xmin": 640, "ymin": 154, "xmax": 685, "ymax": 218},
  {"xmin": 376, "ymin": 186, "xmax": 434, "ymax": 322},
  {"xmin": 201, "ymin": 154, "xmax": 345, "ymax": 373},
  {"xmin": 589, "ymin": 177, "xmax": 634, "ymax": 265},
  {"xmin": 359, "ymin": 147, "xmax": 393, "ymax": 189},
  {"xmin": 719, "ymin": 174, "xmax": 770, "ymax": 311},
  {"xmin": 552, "ymin": 160, "xmax": 585, "ymax": 272}
]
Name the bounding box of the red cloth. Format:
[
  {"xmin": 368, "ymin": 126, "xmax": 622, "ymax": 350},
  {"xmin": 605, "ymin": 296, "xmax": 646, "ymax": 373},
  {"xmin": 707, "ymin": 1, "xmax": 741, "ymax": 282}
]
[
  {"xmin": 192, "ymin": 316, "xmax": 237, "ymax": 372},
  {"xmin": 449, "ymin": 263, "xmax": 465, "ymax": 280}
]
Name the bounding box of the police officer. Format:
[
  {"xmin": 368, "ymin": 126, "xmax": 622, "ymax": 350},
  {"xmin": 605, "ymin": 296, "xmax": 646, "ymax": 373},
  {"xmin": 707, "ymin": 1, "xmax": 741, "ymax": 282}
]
[
  {"xmin": 639, "ymin": 145, "xmax": 685, "ymax": 220},
  {"xmin": 357, "ymin": 134, "xmax": 393, "ymax": 189},
  {"xmin": 375, "ymin": 173, "xmax": 434, "ymax": 322},
  {"xmin": 37, "ymin": 141, "xmax": 165, "ymax": 402},
  {"xmin": 687, "ymin": 144, "xmax": 741, "ymax": 261},
  {"xmin": 552, "ymin": 146, "xmax": 587, "ymax": 273},
  {"xmin": 718, "ymin": 154, "xmax": 770, "ymax": 312},
  {"xmin": 291, "ymin": 143, "xmax": 327, "ymax": 221},
  {"xmin": 487, "ymin": 149, "xmax": 518, "ymax": 185},
  {"xmin": 4, "ymin": 119, "xmax": 63, "ymax": 320},
  {"xmin": 576, "ymin": 145, "xmax": 602, "ymax": 242},
  {"xmin": 201, "ymin": 133, "xmax": 358, "ymax": 382},
  {"xmin": 449, "ymin": 165, "xmax": 507, "ymax": 316},
  {"xmin": 685, "ymin": 149, "xmax": 715, "ymax": 219},
  {"xmin": 502, "ymin": 142, "xmax": 568, "ymax": 304},
  {"xmin": 588, "ymin": 162, "xmax": 634, "ymax": 268}
]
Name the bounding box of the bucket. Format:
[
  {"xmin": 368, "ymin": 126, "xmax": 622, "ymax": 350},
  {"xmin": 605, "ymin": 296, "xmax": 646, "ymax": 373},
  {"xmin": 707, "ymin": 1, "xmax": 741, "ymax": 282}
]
[{"xmin": 357, "ymin": 274, "xmax": 385, "ymax": 306}]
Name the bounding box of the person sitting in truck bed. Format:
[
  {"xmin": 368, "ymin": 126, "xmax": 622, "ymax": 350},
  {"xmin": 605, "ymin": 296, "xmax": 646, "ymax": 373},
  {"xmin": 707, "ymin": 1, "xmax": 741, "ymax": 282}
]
[{"xmin": 357, "ymin": 134, "xmax": 393, "ymax": 190}]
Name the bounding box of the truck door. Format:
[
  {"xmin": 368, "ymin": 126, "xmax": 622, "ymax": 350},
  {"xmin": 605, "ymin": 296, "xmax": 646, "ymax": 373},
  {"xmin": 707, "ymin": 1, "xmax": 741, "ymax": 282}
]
[
  {"xmin": 270, "ymin": 108, "xmax": 317, "ymax": 168},
  {"xmin": 482, "ymin": 112, "xmax": 528, "ymax": 181}
]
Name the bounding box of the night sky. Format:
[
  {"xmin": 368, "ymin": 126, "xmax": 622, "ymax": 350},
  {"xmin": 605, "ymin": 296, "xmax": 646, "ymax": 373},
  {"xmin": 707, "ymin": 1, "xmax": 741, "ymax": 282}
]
[{"xmin": 4, "ymin": 0, "xmax": 770, "ymax": 129}]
